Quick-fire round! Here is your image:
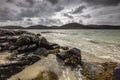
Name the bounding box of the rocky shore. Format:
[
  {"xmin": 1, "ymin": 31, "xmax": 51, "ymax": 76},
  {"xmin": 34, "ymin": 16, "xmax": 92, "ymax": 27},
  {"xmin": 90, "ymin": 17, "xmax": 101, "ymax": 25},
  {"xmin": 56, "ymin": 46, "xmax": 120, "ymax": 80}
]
[{"xmin": 0, "ymin": 28, "xmax": 120, "ymax": 80}]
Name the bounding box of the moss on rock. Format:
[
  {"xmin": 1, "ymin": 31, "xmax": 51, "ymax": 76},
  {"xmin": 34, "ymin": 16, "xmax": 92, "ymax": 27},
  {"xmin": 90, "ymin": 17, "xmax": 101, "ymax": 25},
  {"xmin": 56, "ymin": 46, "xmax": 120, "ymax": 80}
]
[{"xmin": 82, "ymin": 62, "xmax": 117, "ymax": 80}]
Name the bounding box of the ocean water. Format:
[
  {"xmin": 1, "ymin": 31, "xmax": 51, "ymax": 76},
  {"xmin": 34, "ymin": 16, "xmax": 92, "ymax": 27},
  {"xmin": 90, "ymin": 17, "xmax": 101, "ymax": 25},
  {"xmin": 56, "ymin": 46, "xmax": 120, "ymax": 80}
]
[{"xmin": 27, "ymin": 29, "xmax": 120, "ymax": 62}]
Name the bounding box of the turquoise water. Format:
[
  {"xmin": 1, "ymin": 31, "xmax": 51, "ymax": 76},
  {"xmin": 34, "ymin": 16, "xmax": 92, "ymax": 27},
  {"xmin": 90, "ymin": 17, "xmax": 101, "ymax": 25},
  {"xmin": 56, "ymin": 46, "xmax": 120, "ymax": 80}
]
[{"xmin": 27, "ymin": 29, "xmax": 120, "ymax": 62}]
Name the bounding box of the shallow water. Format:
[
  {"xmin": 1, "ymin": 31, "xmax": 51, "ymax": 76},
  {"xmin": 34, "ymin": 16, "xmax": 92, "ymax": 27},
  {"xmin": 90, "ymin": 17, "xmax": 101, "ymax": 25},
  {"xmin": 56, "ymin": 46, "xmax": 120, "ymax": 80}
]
[{"xmin": 27, "ymin": 29, "xmax": 120, "ymax": 62}]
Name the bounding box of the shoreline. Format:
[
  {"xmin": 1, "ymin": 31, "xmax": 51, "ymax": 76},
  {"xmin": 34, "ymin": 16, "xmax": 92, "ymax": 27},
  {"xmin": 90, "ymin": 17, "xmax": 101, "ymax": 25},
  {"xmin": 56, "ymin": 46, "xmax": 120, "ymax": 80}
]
[{"xmin": 0, "ymin": 29, "xmax": 120, "ymax": 80}]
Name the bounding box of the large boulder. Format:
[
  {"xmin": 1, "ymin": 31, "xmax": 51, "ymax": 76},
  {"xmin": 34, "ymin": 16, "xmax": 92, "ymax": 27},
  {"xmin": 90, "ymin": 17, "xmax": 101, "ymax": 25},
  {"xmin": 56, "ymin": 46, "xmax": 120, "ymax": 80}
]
[
  {"xmin": 57, "ymin": 48, "xmax": 82, "ymax": 66},
  {"xmin": 39, "ymin": 37, "xmax": 50, "ymax": 49},
  {"xmin": 34, "ymin": 48, "xmax": 48, "ymax": 57}
]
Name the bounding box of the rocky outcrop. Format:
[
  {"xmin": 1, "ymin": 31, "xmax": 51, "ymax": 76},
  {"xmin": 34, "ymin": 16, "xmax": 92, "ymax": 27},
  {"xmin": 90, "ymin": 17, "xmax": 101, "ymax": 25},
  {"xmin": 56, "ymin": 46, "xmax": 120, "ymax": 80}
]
[
  {"xmin": 57, "ymin": 48, "xmax": 81, "ymax": 67},
  {"xmin": 0, "ymin": 29, "xmax": 82, "ymax": 80},
  {"xmin": 82, "ymin": 61, "xmax": 120, "ymax": 80},
  {"xmin": 9, "ymin": 54, "xmax": 83, "ymax": 80},
  {"xmin": 0, "ymin": 29, "xmax": 120, "ymax": 80}
]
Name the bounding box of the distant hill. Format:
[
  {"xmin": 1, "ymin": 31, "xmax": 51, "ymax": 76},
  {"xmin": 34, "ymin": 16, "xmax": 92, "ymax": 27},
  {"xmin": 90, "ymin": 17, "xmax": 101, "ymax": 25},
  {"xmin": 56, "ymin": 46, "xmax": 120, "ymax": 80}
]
[
  {"xmin": 59, "ymin": 23, "xmax": 85, "ymax": 29},
  {"xmin": 85, "ymin": 25, "xmax": 120, "ymax": 29},
  {"xmin": 1, "ymin": 23, "xmax": 120, "ymax": 29},
  {"xmin": 28, "ymin": 25, "xmax": 48, "ymax": 29},
  {"xmin": 0, "ymin": 25, "xmax": 25, "ymax": 29},
  {"xmin": 27, "ymin": 23, "xmax": 120, "ymax": 29}
]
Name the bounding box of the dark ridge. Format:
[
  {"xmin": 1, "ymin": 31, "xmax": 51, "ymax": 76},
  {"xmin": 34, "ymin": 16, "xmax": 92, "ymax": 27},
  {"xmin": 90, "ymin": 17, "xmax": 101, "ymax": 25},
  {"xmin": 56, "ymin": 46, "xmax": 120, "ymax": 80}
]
[
  {"xmin": 1, "ymin": 23, "xmax": 120, "ymax": 29},
  {"xmin": 0, "ymin": 25, "xmax": 25, "ymax": 29},
  {"xmin": 27, "ymin": 23, "xmax": 120, "ymax": 29}
]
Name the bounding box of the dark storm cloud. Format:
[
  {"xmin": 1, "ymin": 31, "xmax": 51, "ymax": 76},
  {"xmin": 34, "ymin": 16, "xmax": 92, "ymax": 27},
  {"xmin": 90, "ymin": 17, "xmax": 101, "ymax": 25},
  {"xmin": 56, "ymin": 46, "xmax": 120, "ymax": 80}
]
[
  {"xmin": 26, "ymin": 0, "xmax": 35, "ymax": 6},
  {"xmin": 82, "ymin": 0, "xmax": 120, "ymax": 6},
  {"xmin": 82, "ymin": 14, "xmax": 92, "ymax": 19},
  {"xmin": 0, "ymin": 0, "xmax": 55, "ymax": 20},
  {"xmin": 46, "ymin": 0, "xmax": 59, "ymax": 5},
  {"xmin": 55, "ymin": 6, "xmax": 64, "ymax": 12},
  {"xmin": 26, "ymin": 18, "xmax": 33, "ymax": 25},
  {"xmin": 26, "ymin": 18, "xmax": 32, "ymax": 21},
  {"xmin": 20, "ymin": 8, "xmax": 39, "ymax": 17},
  {"xmin": 63, "ymin": 13, "xmax": 73, "ymax": 19},
  {"xmin": 71, "ymin": 5, "xmax": 86, "ymax": 14},
  {"xmin": 0, "ymin": 0, "xmax": 120, "ymax": 26},
  {"xmin": 6, "ymin": 0, "xmax": 14, "ymax": 3},
  {"xmin": 0, "ymin": 7, "xmax": 21, "ymax": 21}
]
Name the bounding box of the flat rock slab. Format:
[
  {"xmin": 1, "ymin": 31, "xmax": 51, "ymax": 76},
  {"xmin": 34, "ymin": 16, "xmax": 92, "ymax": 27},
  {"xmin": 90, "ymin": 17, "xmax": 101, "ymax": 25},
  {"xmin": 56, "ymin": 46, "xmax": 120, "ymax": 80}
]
[{"xmin": 9, "ymin": 54, "xmax": 82, "ymax": 80}]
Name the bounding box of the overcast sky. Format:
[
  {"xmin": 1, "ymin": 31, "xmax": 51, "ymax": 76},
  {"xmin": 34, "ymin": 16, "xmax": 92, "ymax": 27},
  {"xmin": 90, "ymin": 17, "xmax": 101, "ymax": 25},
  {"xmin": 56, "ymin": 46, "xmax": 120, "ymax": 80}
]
[{"xmin": 0, "ymin": 0, "xmax": 120, "ymax": 26}]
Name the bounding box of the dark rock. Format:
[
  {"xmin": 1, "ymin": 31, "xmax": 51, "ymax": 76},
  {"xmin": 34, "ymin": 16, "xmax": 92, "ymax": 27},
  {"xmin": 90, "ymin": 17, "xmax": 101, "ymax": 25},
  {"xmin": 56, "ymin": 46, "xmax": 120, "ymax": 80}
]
[
  {"xmin": 0, "ymin": 54, "xmax": 40, "ymax": 80},
  {"xmin": 34, "ymin": 48, "xmax": 48, "ymax": 57},
  {"xmin": 67, "ymin": 48, "xmax": 81, "ymax": 56},
  {"xmin": 39, "ymin": 37, "xmax": 50, "ymax": 49},
  {"xmin": 64, "ymin": 48, "xmax": 81, "ymax": 66},
  {"xmin": 114, "ymin": 69, "xmax": 120, "ymax": 80},
  {"xmin": 15, "ymin": 34, "xmax": 40, "ymax": 47},
  {"xmin": 61, "ymin": 46, "xmax": 69, "ymax": 50},
  {"xmin": 6, "ymin": 37, "xmax": 17, "ymax": 43},
  {"xmin": 0, "ymin": 29, "xmax": 15, "ymax": 36},
  {"xmin": 17, "ymin": 44, "xmax": 37, "ymax": 54},
  {"xmin": 49, "ymin": 43, "xmax": 60, "ymax": 49},
  {"xmin": 0, "ymin": 43, "xmax": 10, "ymax": 51},
  {"xmin": 13, "ymin": 30, "xmax": 34, "ymax": 35},
  {"xmin": 82, "ymin": 62, "xmax": 118, "ymax": 80},
  {"xmin": 37, "ymin": 33, "xmax": 41, "ymax": 36},
  {"xmin": 9, "ymin": 45, "xmax": 18, "ymax": 51},
  {"xmin": 57, "ymin": 48, "xmax": 82, "ymax": 66},
  {"xmin": 82, "ymin": 62, "xmax": 104, "ymax": 75}
]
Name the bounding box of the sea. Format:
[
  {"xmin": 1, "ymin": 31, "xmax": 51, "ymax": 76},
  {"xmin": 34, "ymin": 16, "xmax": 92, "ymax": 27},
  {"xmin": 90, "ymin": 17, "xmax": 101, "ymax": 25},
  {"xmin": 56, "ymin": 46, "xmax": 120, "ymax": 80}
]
[{"xmin": 27, "ymin": 29, "xmax": 120, "ymax": 63}]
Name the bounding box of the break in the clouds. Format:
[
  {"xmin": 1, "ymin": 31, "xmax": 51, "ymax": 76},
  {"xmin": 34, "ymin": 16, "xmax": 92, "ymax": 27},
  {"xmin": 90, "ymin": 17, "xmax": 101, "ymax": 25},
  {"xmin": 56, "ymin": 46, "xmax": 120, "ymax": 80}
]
[{"xmin": 0, "ymin": 0, "xmax": 120, "ymax": 26}]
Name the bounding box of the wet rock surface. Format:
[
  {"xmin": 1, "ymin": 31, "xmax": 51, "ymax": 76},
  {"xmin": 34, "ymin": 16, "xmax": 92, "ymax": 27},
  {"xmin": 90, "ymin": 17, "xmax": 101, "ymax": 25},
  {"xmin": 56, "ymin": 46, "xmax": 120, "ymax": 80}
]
[{"xmin": 9, "ymin": 54, "xmax": 83, "ymax": 80}]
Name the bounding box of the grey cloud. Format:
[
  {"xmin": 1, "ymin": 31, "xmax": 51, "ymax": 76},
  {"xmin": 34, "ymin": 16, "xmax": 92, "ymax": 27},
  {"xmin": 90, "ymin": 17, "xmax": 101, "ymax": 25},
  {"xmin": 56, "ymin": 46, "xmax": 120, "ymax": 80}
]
[
  {"xmin": 26, "ymin": 18, "xmax": 32, "ymax": 21},
  {"xmin": 96, "ymin": 20, "xmax": 119, "ymax": 25},
  {"xmin": 0, "ymin": 0, "xmax": 120, "ymax": 26},
  {"xmin": 46, "ymin": 0, "xmax": 59, "ymax": 5},
  {"xmin": 79, "ymin": 19, "xmax": 83, "ymax": 23},
  {"xmin": 82, "ymin": 0, "xmax": 120, "ymax": 6},
  {"xmin": 0, "ymin": 7, "xmax": 21, "ymax": 21},
  {"xmin": 82, "ymin": 14, "xmax": 92, "ymax": 18},
  {"xmin": 20, "ymin": 8, "xmax": 39, "ymax": 17},
  {"xmin": 26, "ymin": 0, "xmax": 35, "ymax": 6},
  {"xmin": 38, "ymin": 18, "xmax": 62, "ymax": 25},
  {"xmin": 0, "ymin": 0, "xmax": 55, "ymax": 21},
  {"xmin": 6, "ymin": 0, "xmax": 14, "ymax": 3},
  {"xmin": 63, "ymin": 13, "xmax": 73, "ymax": 19},
  {"xmin": 26, "ymin": 18, "xmax": 33, "ymax": 25},
  {"xmin": 55, "ymin": 6, "xmax": 64, "ymax": 12},
  {"xmin": 15, "ymin": 1, "xmax": 31, "ymax": 8},
  {"xmin": 71, "ymin": 5, "xmax": 86, "ymax": 14}
]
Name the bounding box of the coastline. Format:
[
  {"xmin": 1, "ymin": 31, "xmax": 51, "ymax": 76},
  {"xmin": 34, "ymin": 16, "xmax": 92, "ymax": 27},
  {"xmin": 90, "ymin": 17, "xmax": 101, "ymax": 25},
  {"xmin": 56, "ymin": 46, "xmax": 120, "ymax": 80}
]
[{"xmin": 0, "ymin": 29, "xmax": 120, "ymax": 80}]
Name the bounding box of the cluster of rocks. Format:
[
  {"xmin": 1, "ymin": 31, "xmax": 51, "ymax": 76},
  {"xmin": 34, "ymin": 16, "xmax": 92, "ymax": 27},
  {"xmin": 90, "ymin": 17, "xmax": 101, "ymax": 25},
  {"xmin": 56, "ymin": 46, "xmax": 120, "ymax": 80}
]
[
  {"xmin": 0, "ymin": 29, "xmax": 82, "ymax": 80},
  {"xmin": 0, "ymin": 29, "xmax": 120, "ymax": 80}
]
